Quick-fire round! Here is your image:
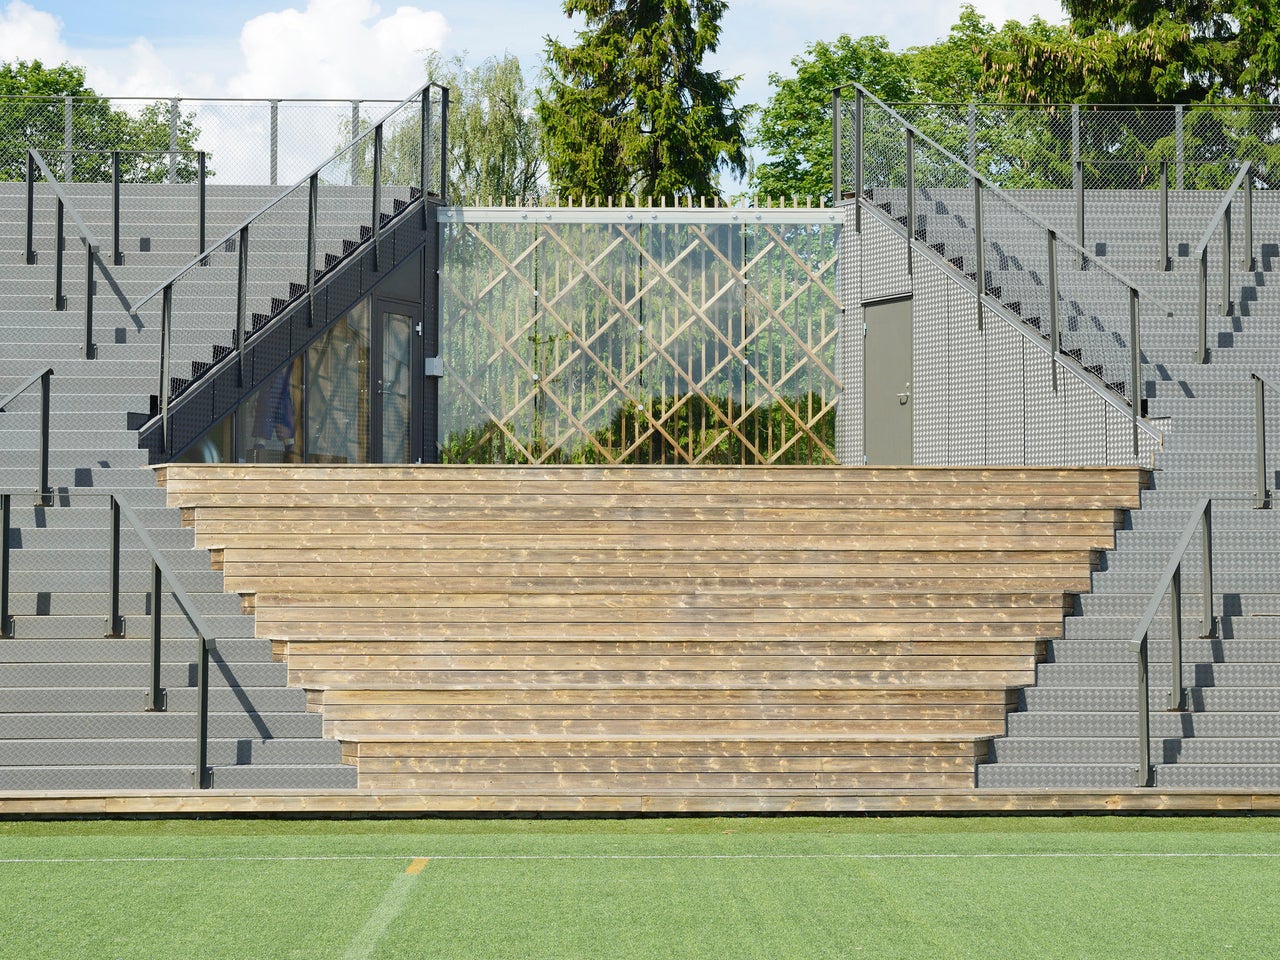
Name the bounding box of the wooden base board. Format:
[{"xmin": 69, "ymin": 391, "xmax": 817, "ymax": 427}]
[{"xmin": 3, "ymin": 789, "xmax": 1280, "ymax": 817}]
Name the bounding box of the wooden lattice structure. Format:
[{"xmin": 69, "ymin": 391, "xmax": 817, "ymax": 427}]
[{"xmin": 438, "ymin": 207, "xmax": 844, "ymax": 464}]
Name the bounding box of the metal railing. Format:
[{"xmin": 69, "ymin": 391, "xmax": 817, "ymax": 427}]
[
  {"xmin": 1194, "ymin": 164, "xmax": 1254, "ymax": 364},
  {"xmin": 1255, "ymin": 374, "xmax": 1275, "ymax": 509},
  {"xmin": 131, "ymin": 82, "xmax": 449, "ymax": 455},
  {"xmin": 25, "ymin": 150, "xmax": 105, "ymax": 359},
  {"xmin": 1132, "ymin": 497, "xmax": 1214, "ymax": 787},
  {"xmin": 835, "ymin": 83, "xmax": 1169, "ymax": 457},
  {"xmin": 0, "ymin": 368, "xmax": 53, "ymax": 507}
]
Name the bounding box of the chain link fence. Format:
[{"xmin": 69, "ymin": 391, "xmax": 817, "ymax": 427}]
[{"xmin": 0, "ymin": 96, "xmax": 401, "ymax": 185}]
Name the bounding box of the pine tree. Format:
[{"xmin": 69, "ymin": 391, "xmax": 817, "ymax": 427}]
[{"xmin": 538, "ymin": 0, "xmax": 747, "ymax": 201}]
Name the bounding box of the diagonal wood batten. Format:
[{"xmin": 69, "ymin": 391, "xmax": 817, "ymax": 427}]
[{"xmin": 130, "ymin": 463, "xmax": 1152, "ymax": 811}]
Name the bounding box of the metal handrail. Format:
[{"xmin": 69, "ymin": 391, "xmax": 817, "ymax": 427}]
[
  {"xmin": 1132, "ymin": 497, "xmax": 1214, "ymax": 787},
  {"xmin": 1194, "ymin": 163, "xmax": 1253, "ymax": 363},
  {"xmin": 1254, "ymin": 374, "xmax": 1274, "ymax": 509},
  {"xmin": 0, "ymin": 367, "xmax": 54, "ymax": 507},
  {"xmin": 25, "ymin": 149, "xmax": 103, "ymax": 359}
]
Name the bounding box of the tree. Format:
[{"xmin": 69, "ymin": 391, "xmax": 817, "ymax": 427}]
[
  {"xmin": 0, "ymin": 59, "xmax": 203, "ymax": 183},
  {"xmin": 538, "ymin": 0, "xmax": 747, "ymax": 201},
  {"xmin": 980, "ymin": 0, "xmax": 1280, "ymax": 104}
]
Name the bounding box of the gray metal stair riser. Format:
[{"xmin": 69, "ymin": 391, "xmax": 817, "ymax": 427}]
[
  {"xmin": 0, "ymin": 660, "xmax": 285, "ymax": 687},
  {"xmin": 8, "ymin": 547, "xmax": 220, "ymax": 574},
  {"xmin": 0, "ymin": 470, "xmax": 160, "ymax": 490},
  {"xmin": 1036, "ymin": 662, "xmax": 1280, "ymax": 686},
  {"xmin": 1089, "ymin": 572, "xmax": 1280, "ymax": 594},
  {"xmin": 3, "ymin": 505, "xmax": 181, "ymax": 530},
  {"xmin": 0, "ymin": 375, "xmax": 158, "ymax": 396},
  {"xmin": 1021, "ymin": 686, "xmax": 1280, "ymax": 711},
  {"xmin": 1047, "ymin": 638, "xmax": 1280, "ymax": 663},
  {"xmin": 6, "ymin": 488, "xmax": 174, "ymax": 511},
  {"xmin": 1003, "ymin": 712, "xmax": 1280, "ymax": 737},
  {"xmin": 0, "ymin": 737, "xmax": 343, "ymax": 766},
  {"xmin": 8, "ymin": 614, "xmax": 254, "ymax": 640},
  {"xmin": 5, "ymin": 570, "xmax": 227, "ymax": 594},
  {"xmin": 988, "ymin": 737, "xmax": 1280, "ymax": 765},
  {"xmin": 4, "ymin": 451, "xmax": 152, "ymax": 472},
  {"xmin": 0, "ymin": 360, "xmax": 162, "ymax": 379},
  {"xmin": 1153, "ymin": 765, "xmax": 1280, "ymax": 787},
  {"xmin": 1108, "ymin": 511, "xmax": 1280, "ymax": 531},
  {"xmin": 1077, "ymin": 594, "xmax": 1280, "ymax": 617},
  {"xmin": 1111, "ymin": 529, "xmax": 1278, "ymax": 552},
  {"xmin": 9, "ymin": 525, "xmax": 196, "ymax": 552},
  {"xmin": 4, "ymin": 589, "xmax": 243, "ymax": 618},
  {"xmin": 0, "ymin": 764, "xmax": 358, "ymax": 791},
  {"xmin": 2, "ymin": 685, "xmax": 305, "ymax": 713},
  {"xmin": 976, "ymin": 765, "xmax": 1134, "ymax": 789},
  {"xmin": 0, "ymin": 711, "xmax": 326, "ymax": 740},
  {"xmin": 1065, "ymin": 617, "xmax": 1280, "ymax": 640},
  {"xmin": 0, "ymin": 637, "xmax": 271, "ymax": 663}
]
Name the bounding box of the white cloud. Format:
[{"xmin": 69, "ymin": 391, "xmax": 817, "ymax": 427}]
[
  {"xmin": 228, "ymin": 0, "xmax": 449, "ymax": 100},
  {"xmin": 0, "ymin": 0, "xmax": 70, "ymax": 65}
]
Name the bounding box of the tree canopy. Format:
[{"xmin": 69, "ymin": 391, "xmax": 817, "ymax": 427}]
[
  {"xmin": 0, "ymin": 59, "xmax": 203, "ymax": 182},
  {"xmin": 537, "ymin": 0, "xmax": 748, "ymax": 201}
]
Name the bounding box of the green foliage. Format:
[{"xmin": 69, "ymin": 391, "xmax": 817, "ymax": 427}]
[
  {"xmin": 0, "ymin": 59, "xmax": 203, "ymax": 183},
  {"xmin": 538, "ymin": 0, "xmax": 747, "ymax": 201}
]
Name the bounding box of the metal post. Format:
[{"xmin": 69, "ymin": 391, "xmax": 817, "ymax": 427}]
[
  {"xmin": 168, "ymin": 98, "xmax": 179, "ymax": 184},
  {"xmin": 83, "ymin": 244, "xmax": 96, "ymax": 360},
  {"xmin": 831, "ymin": 88, "xmax": 841, "ymax": 208},
  {"xmin": 63, "ymin": 95, "xmax": 73, "ymax": 183},
  {"xmin": 371, "ymin": 123, "xmax": 383, "ymax": 273},
  {"xmin": 1136, "ymin": 633, "xmax": 1151, "ymax": 786},
  {"xmin": 420, "ymin": 90, "xmax": 430, "ymax": 226},
  {"xmin": 112, "ymin": 151, "xmax": 122, "ymax": 266},
  {"xmin": 25, "ymin": 151, "xmax": 35, "ymax": 265},
  {"xmin": 1129, "ymin": 287, "xmax": 1141, "ymax": 457},
  {"xmin": 1074, "ymin": 159, "xmax": 1085, "ymax": 265},
  {"xmin": 973, "ymin": 176, "xmax": 985, "ymax": 331},
  {"xmin": 1222, "ymin": 203, "xmax": 1232, "ymax": 316},
  {"xmin": 145, "ymin": 559, "xmax": 167, "ymax": 711},
  {"xmin": 904, "ymin": 129, "xmax": 914, "ymax": 276},
  {"xmin": 236, "ymin": 224, "xmax": 249, "ymax": 384},
  {"xmin": 106, "ymin": 497, "xmax": 125, "ymax": 637},
  {"xmin": 160, "ymin": 283, "xmax": 174, "ymax": 455},
  {"xmin": 37, "ymin": 369, "xmax": 51, "ymax": 507},
  {"xmin": 1175, "ymin": 105, "xmax": 1185, "ymax": 190},
  {"xmin": 54, "ymin": 197, "xmax": 66, "ymax": 311},
  {"xmin": 0, "ymin": 495, "xmax": 12, "ymax": 638},
  {"xmin": 1048, "ymin": 228, "xmax": 1059, "ymax": 390},
  {"xmin": 1243, "ymin": 174, "xmax": 1254, "ymax": 271},
  {"xmin": 1255, "ymin": 374, "xmax": 1270, "ymax": 509},
  {"xmin": 854, "ymin": 89, "xmax": 864, "ymax": 231},
  {"xmin": 350, "ymin": 100, "xmax": 361, "ymax": 185},
  {"xmin": 269, "ymin": 100, "xmax": 280, "ymax": 186},
  {"xmin": 1159, "ymin": 160, "xmax": 1169, "ymax": 271},
  {"xmin": 1197, "ymin": 248, "xmax": 1208, "ymax": 363},
  {"xmin": 439, "ymin": 87, "xmax": 449, "ymax": 203},
  {"xmin": 306, "ymin": 172, "xmax": 318, "ymax": 325},
  {"xmin": 967, "ymin": 102, "xmax": 977, "ymax": 168},
  {"xmin": 197, "ymin": 152, "xmax": 207, "ymax": 258},
  {"xmin": 1201, "ymin": 501, "xmax": 1215, "ymax": 638},
  {"xmin": 1168, "ymin": 564, "xmax": 1185, "ymax": 710},
  {"xmin": 193, "ymin": 636, "xmax": 210, "ymax": 788}
]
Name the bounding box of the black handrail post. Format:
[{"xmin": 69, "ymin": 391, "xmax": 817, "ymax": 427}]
[
  {"xmin": 1255, "ymin": 374, "xmax": 1270, "ymax": 510},
  {"xmin": 111, "ymin": 151, "xmax": 122, "ymax": 266},
  {"xmin": 54, "ymin": 197, "xmax": 66, "ymax": 311},
  {"xmin": 159, "ymin": 283, "xmax": 174, "ymax": 456},
  {"xmin": 1048, "ymin": 228, "xmax": 1059, "ymax": 391},
  {"xmin": 1136, "ymin": 633, "xmax": 1152, "ymax": 786},
  {"xmin": 1168, "ymin": 564, "xmax": 1186, "ymax": 710},
  {"xmin": 973, "ymin": 176, "xmax": 985, "ymax": 331},
  {"xmin": 83, "ymin": 245, "xmax": 96, "ymax": 360},
  {"xmin": 306, "ymin": 172, "xmax": 318, "ymax": 326},
  {"xmin": 1074, "ymin": 159, "xmax": 1085, "ymax": 267},
  {"xmin": 1200, "ymin": 501, "xmax": 1215, "ymax": 639},
  {"xmin": 106, "ymin": 496, "xmax": 125, "ymax": 637},
  {"xmin": 831, "ymin": 87, "xmax": 841, "ymax": 211},
  {"xmin": 236, "ymin": 224, "xmax": 249, "ymax": 386},
  {"xmin": 853, "ymin": 88, "xmax": 863, "ymax": 231},
  {"xmin": 1129, "ymin": 287, "xmax": 1140, "ymax": 457},
  {"xmin": 1222, "ymin": 202, "xmax": 1232, "ymax": 316},
  {"xmin": 371, "ymin": 122, "xmax": 383, "ymax": 273},
  {"xmin": 145, "ymin": 558, "xmax": 167, "ymax": 712},
  {"xmin": 25, "ymin": 151, "xmax": 36, "ymax": 265},
  {"xmin": 37, "ymin": 369, "xmax": 51, "ymax": 507},
  {"xmin": 420, "ymin": 88, "xmax": 430, "ymax": 226},
  {"xmin": 1197, "ymin": 247, "xmax": 1208, "ymax": 363},
  {"xmin": 439, "ymin": 85, "xmax": 449, "ymax": 203},
  {"xmin": 1243, "ymin": 172, "xmax": 1254, "ymax": 271},
  {"xmin": 193, "ymin": 635, "xmax": 210, "ymax": 788},
  {"xmin": 1159, "ymin": 160, "xmax": 1169, "ymax": 271},
  {"xmin": 904, "ymin": 128, "xmax": 914, "ymax": 276},
  {"xmin": 1, "ymin": 494, "xmax": 12, "ymax": 639},
  {"xmin": 197, "ymin": 151, "xmax": 207, "ymax": 259}
]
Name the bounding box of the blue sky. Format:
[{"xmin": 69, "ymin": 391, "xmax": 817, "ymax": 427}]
[{"xmin": 1, "ymin": 0, "xmax": 1067, "ymax": 106}]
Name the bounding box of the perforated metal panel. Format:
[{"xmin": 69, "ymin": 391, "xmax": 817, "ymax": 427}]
[
  {"xmin": 985, "ymin": 316, "xmax": 1025, "ymax": 464},
  {"xmin": 912, "ymin": 260, "xmax": 949, "ymax": 464},
  {"xmin": 946, "ymin": 272, "xmax": 985, "ymax": 464},
  {"xmin": 835, "ymin": 207, "xmax": 860, "ymax": 464}
]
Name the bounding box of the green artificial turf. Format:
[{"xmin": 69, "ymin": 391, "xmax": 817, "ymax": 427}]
[{"xmin": 0, "ymin": 817, "xmax": 1276, "ymax": 959}]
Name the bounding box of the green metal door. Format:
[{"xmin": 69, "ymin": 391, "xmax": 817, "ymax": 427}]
[{"xmin": 863, "ymin": 296, "xmax": 913, "ymax": 464}]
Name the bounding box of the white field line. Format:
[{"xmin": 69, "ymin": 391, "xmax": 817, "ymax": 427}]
[
  {"xmin": 3, "ymin": 852, "xmax": 1280, "ymax": 865},
  {"xmin": 340, "ymin": 869, "xmax": 423, "ymax": 960}
]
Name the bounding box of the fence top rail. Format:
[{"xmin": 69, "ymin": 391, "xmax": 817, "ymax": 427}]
[
  {"xmin": 439, "ymin": 207, "xmax": 842, "ymax": 225},
  {"xmin": 1129, "ymin": 496, "xmax": 1212, "ymax": 649},
  {"xmin": 880, "ymin": 99, "xmax": 1280, "ymax": 112},
  {"xmin": 131, "ymin": 80, "xmax": 447, "ymax": 315},
  {"xmin": 0, "ymin": 367, "xmax": 52, "ymax": 413},
  {"xmin": 55, "ymin": 148, "xmax": 207, "ymax": 157},
  {"xmin": 110, "ymin": 495, "xmax": 214, "ymax": 645},
  {"xmin": 850, "ymin": 83, "xmax": 1178, "ymax": 318},
  {"xmin": 28, "ymin": 149, "xmax": 101, "ymax": 254},
  {"xmin": 1193, "ymin": 162, "xmax": 1253, "ymax": 259},
  {"xmin": 0, "ymin": 94, "xmax": 403, "ymax": 104}
]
